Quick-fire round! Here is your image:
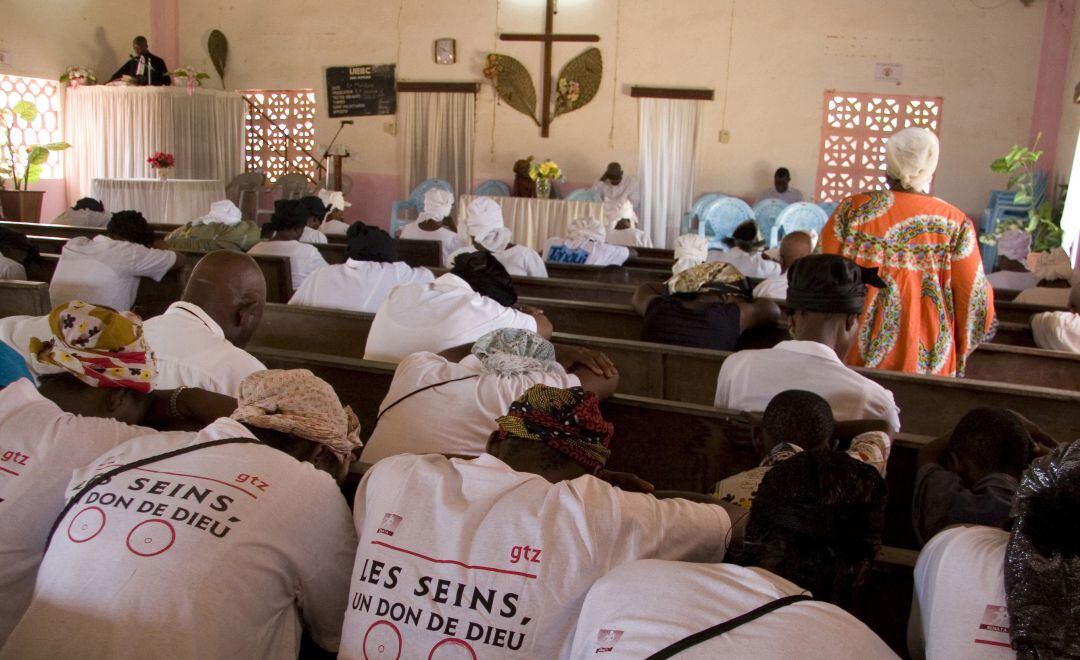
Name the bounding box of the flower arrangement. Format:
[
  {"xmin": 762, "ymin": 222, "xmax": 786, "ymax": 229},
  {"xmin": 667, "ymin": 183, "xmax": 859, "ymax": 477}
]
[
  {"xmin": 168, "ymin": 66, "xmax": 211, "ymax": 95},
  {"xmin": 528, "ymin": 158, "xmax": 564, "ymax": 199},
  {"xmin": 59, "ymin": 66, "xmax": 97, "ymax": 88},
  {"xmin": 1, "ymin": 101, "xmax": 70, "ymax": 190}
]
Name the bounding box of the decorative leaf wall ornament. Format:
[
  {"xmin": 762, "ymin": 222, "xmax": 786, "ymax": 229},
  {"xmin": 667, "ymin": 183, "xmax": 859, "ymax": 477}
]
[
  {"xmin": 554, "ymin": 47, "xmax": 602, "ymax": 118},
  {"xmin": 483, "ymin": 54, "xmax": 539, "ymax": 126},
  {"xmin": 208, "ymin": 30, "xmax": 228, "ymax": 89}
]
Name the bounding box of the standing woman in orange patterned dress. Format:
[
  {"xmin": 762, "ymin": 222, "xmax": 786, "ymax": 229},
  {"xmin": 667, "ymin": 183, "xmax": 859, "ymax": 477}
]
[{"xmin": 820, "ymin": 127, "xmax": 995, "ymax": 376}]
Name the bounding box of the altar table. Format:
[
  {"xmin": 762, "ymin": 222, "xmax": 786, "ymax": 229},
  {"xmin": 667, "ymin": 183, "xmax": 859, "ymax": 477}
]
[{"xmin": 90, "ymin": 178, "xmax": 225, "ymax": 225}]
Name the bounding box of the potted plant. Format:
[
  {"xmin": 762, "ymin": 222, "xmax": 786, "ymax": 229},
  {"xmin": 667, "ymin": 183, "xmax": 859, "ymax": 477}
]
[
  {"xmin": 0, "ymin": 100, "xmax": 70, "ymax": 222},
  {"xmin": 980, "ymin": 135, "xmax": 1065, "ymax": 253}
]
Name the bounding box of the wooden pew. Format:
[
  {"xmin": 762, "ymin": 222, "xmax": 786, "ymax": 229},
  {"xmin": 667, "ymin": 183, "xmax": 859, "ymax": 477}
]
[
  {"xmin": 0, "ymin": 219, "xmax": 175, "ymax": 241},
  {"xmin": 249, "ymin": 303, "xmax": 1080, "ymax": 439},
  {"xmin": 0, "ymin": 281, "xmax": 51, "ymax": 317},
  {"xmin": 994, "ymin": 300, "xmax": 1067, "ymax": 324},
  {"xmin": 315, "ymin": 238, "xmax": 443, "ymax": 268},
  {"xmin": 634, "ymin": 247, "xmax": 675, "ymax": 260}
]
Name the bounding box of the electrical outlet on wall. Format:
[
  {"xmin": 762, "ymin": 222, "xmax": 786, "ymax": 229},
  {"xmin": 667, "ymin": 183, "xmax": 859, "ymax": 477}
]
[
  {"xmin": 0, "ymin": 51, "xmax": 11, "ymax": 66},
  {"xmin": 719, "ymin": 129, "xmax": 731, "ymax": 144},
  {"xmin": 383, "ymin": 122, "xmax": 396, "ymax": 136}
]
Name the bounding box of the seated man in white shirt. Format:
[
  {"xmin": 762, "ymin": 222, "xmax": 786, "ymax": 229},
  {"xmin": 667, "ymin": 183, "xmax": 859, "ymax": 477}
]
[
  {"xmin": 572, "ymin": 450, "xmax": 894, "ymax": 659},
  {"xmin": 752, "ymin": 230, "xmax": 814, "ymax": 301},
  {"xmin": 715, "ymin": 389, "xmax": 891, "ymax": 508},
  {"xmin": 987, "ymin": 229, "xmax": 1039, "ymax": 292},
  {"xmin": 591, "ymin": 161, "xmax": 640, "ymax": 210},
  {"xmin": 143, "ymin": 250, "xmax": 267, "ymax": 395},
  {"xmin": 298, "ymin": 195, "xmax": 330, "ymax": 244},
  {"xmin": 248, "ymin": 199, "xmax": 330, "ymax": 290},
  {"xmin": 340, "ymin": 385, "xmax": 738, "ymax": 660},
  {"xmin": 909, "ymin": 440, "xmax": 1079, "ymax": 660},
  {"xmin": 707, "ymin": 220, "xmax": 782, "ymax": 279},
  {"xmin": 757, "ymin": 167, "xmax": 804, "ymax": 204},
  {"xmin": 397, "ymin": 187, "xmax": 466, "ymax": 266},
  {"xmin": 0, "ymin": 300, "xmax": 235, "ymax": 645},
  {"xmin": 317, "ymin": 189, "xmax": 353, "ymax": 237},
  {"xmin": 360, "ymin": 328, "xmax": 619, "ymax": 463},
  {"xmin": 604, "ymin": 199, "xmax": 652, "ymax": 248},
  {"xmin": 1031, "ymin": 279, "xmax": 1080, "ymax": 352},
  {"xmin": 49, "ymin": 210, "xmax": 185, "ymax": 312},
  {"xmin": 2, "ymin": 369, "xmax": 360, "ymax": 659},
  {"xmin": 48, "ymin": 197, "xmax": 111, "ymax": 228},
  {"xmin": 0, "ymin": 228, "xmax": 38, "ymax": 281},
  {"xmin": 450, "ymin": 196, "xmax": 548, "ymax": 277},
  {"xmin": 290, "ymin": 221, "xmax": 434, "ymax": 313},
  {"xmin": 1014, "ymin": 247, "xmax": 1076, "ymax": 307},
  {"xmin": 715, "ymin": 254, "xmax": 902, "ymax": 434},
  {"xmin": 545, "ymin": 217, "xmax": 632, "ymax": 267},
  {"xmin": 365, "ymin": 250, "xmax": 550, "ymax": 362}
]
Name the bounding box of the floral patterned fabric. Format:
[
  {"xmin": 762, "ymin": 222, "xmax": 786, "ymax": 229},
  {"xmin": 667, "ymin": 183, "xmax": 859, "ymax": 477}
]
[{"xmin": 821, "ymin": 190, "xmax": 996, "ymax": 376}]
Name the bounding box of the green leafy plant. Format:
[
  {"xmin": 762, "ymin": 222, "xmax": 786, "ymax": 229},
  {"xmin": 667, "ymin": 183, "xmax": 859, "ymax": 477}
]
[
  {"xmin": 0, "ymin": 101, "xmax": 70, "ymax": 190},
  {"xmin": 981, "ymin": 134, "xmax": 1064, "ymax": 253}
]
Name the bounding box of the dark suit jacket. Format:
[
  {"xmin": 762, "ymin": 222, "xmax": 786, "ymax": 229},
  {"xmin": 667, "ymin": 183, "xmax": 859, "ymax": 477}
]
[{"xmin": 110, "ymin": 53, "xmax": 171, "ymax": 86}]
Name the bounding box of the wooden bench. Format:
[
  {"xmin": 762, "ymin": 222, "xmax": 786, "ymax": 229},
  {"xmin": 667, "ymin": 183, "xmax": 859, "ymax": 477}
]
[
  {"xmin": 0, "ymin": 219, "xmax": 175, "ymax": 241},
  {"xmin": 0, "ymin": 281, "xmax": 51, "ymax": 317},
  {"xmin": 315, "ymin": 238, "xmax": 443, "ymax": 268}
]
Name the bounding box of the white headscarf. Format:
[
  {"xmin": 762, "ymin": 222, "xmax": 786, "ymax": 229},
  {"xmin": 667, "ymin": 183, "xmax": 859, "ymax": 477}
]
[
  {"xmin": 1034, "ymin": 248, "xmax": 1075, "ymax": 283},
  {"xmin": 567, "ymin": 217, "xmax": 606, "ymax": 243},
  {"xmin": 192, "ymin": 200, "xmax": 242, "ymax": 226},
  {"xmin": 465, "ymin": 197, "xmax": 512, "ymax": 251},
  {"xmin": 416, "ymin": 188, "xmax": 455, "ymax": 223},
  {"xmin": 603, "ymin": 199, "xmax": 637, "ymax": 228},
  {"xmin": 998, "ymin": 229, "xmax": 1032, "ymax": 264},
  {"xmin": 317, "ymin": 189, "xmax": 351, "ymax": 220},
  {"xmin": 885, "ymin": 127, "xmax": 940, "ymax": 194},
  {"xmin": 673, "ymin": 233, "xmax": 709, "ymax": 275}
]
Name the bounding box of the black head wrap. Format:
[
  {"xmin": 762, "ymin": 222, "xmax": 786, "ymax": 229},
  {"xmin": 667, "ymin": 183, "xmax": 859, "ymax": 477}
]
[
  {"xmin": 72, "ymin": 197, "xmax": 105, "ymax": 212},
  {"xmin": 0, "ymin": 227, "xmax": 41, "ymax": 266},
  {"xmin": 786, "ymin": 254, "xmax": 886, "ymax": 315},
  {"xmin": 451, "ymin": 251, "xmax": 518, "ymax": 307},
  {"xmin": 269, "ymin": 199, "xmax": 310, "ymax": 232},
  {"xmin": 299, "ymin": 195, "xmax": 327, "ymax": 222},
  {"xmin": 722, "ymin": 220, "xmax": 766, "ymax": 250},
  {"xmin": 345, "ymin": 222, "xmax": 397, "ymax": 263},
  {"xmin": 106, "ymin": 210, "xmax": 154, "ymax": 247}
]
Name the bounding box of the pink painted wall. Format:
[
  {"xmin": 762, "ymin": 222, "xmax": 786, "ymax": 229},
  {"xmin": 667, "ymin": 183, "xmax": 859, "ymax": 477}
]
[
  {"xmin": 30, "ymin": 179, "xmax": 68, "ymax": 222},
  {"xmin": 1028, "ymin": 0, "xmax": 1076, "ymax": 177},
  {"xmin": 149, "ymin": 0, "xmax": 180, "ymax": 72}
]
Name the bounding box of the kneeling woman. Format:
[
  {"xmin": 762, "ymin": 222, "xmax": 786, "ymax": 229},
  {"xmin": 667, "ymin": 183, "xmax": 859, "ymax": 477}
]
[{"xmin": 633, "ymin": 262, "xmax": 780, "ymax": 351}]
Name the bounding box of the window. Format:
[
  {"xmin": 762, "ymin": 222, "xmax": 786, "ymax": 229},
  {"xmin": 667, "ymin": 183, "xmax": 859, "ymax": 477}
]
[
  {"xmin": 815, "ymin": 91, "xmax": 943, "ymax": 202},
  {"xmin": 241, "ymin": 90, "xmax": 317, "ymax": 183},
  {"xmin": 0, "ymin": 74, "xmax": 63, "ymax": 179}
]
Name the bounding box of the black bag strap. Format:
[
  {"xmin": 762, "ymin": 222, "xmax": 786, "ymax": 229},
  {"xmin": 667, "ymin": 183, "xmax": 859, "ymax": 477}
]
[
  {"xmin": 375, "ymin": 375, "xmax": 480, "ymax": 424},
  {"xmin": 45, "ymin": 437, "xmax": 260, "ymax": 552},
  {"xmin": 644, "ymin": 594, "xmax": 813, "ymax": 660}
]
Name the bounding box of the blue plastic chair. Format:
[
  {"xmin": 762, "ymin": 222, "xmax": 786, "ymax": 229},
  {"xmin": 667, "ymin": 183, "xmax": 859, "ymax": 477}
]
[
  {"xmin": 474, "ymin": 180, "xmax": 511, "ymax": 197},
  {"xmin": 697, "ymin": 197, "xmax": 754, "ymax": 250},
  {"xmin": 770, "ymin": 202, "xmax": 829, "ymax": 247},
  {"xmin": 816, "ymin": 201, "xmax": 839, "ymax": 217},
  {"xmin": 566, "ymin": 188, "xmax": 601, "ymax": 202},
  {"xmin": 752, "ymin": 199, "xmax": 789, "ymax": 248},
  {"xmin": 978, "ymin": 171, "xmax": 1049, "ymax": 271},
  {"xmin": 681, "ymin": 193, "xmax": 726, "ymax": 235},
  {"xmin": 390, "ymin": 178, "xmax": 453, "ymax": 235}
]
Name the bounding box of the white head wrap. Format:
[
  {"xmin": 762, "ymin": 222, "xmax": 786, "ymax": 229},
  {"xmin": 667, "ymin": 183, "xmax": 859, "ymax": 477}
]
[
  {"xmin": 466, "ymin": 197, "xmax": 512, "ymax": 251},
  {"xmin": 673, "ymin": 233, "xmax": 709, "ymax": 275},
  {"xmin": 192, "ymin": 200, "xmax": 242, "ymax": 226},
  {"xmin": 567, "ymin": 217, "xmax": 607, "ymax": 243},
  {"xmin": 603, "ymin": 199, "xmax": 637, "ymax": 228},
  {"xmin": 317, "ymin": 189, "xmax": 352, "ymax": 213},
  {"xmin": 416, "ymin": 188, "xmax": 455, "ymax": 224},
  {"xmin": 998, "ymin": 229, "xmax": 1032, "ymax": 265},
  {"xmin": 885, "ymin": 127, "xmax": 940, "ymax": 194},
  {"xmin": 1034, "ymin": 248, "xmax": 1076, "ymax": 283}
]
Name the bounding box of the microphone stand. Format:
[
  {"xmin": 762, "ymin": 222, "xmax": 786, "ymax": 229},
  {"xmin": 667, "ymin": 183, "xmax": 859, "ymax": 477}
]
[{"xmin": 321, "ymin": 120, "xmax": 352, "ymax": 190}]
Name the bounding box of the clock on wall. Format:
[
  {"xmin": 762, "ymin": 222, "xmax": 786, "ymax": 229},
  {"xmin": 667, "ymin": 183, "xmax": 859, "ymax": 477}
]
[{"xmin": 435, "ymin": 38, "xmax": 456, "ymax": 65}]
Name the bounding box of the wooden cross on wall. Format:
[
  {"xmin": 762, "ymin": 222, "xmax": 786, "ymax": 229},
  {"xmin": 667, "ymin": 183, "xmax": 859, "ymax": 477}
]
[{"xmin": 500, "ymin": 0, "xmax": 599, "ymax": 137}]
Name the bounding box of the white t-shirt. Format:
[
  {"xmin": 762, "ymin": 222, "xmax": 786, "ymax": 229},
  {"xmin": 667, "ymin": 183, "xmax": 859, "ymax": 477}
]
[
  {"xmin": 2, "ymin": 417, "xmax": 357, "ymax": 659},
  {"xmin": 752, "ymin": 274, "xmax": 788, "ymax": 301},
  {"xmin": 449, "ymin": 244, "xmax": 549, "ymax": 278},
  {"xmin": 571, "ymin": 561, "xmax": 898, "ymax": 659},
  {"xmin": 987, "ymin": 270, "xmax": 1039, "ymax": 292},
  {"xmin": 399, "ymin": 222, "xmax": 467, "ymax": 267},
  {"xmin": 300, "ymin": 225, "xmax": 329, "ymax": 244},
  {"xmin": 605, "ymin": 227, "xmax": 651, "ymax": 248},
  {"xmin": 715, "ymin": 340, "xmax": 902, "ymax": 433},
  {"xmin": 49, "ymin": 235, "xmax": 177, "ymax": 311},
  {"xmin": 591, "ymin": 176, "xmax": 641, "ymax": 207},
  {"xmin": 544, "ymin": 238, "xmax": 630, "ymax": 267},
  {"xmin": 707, "ymin": 246, "xmax": 782, "ymax": 279},
  {"xmin": 0, "ymin": 314, "xmax": 51, "ymax": 376},
  {"xmin": 360, "ymin": 352, "xmax": 581, "ymax": 463},
  {"xmin": 248, "ymin": 239, "xmax": 329, "ymax": 290},
  {"xmin": 142, "ymin": 301, "xmax": 266, "ymax": 395},
  {"xmin": 758, "ymin": 187, "xmax": 804, "ymax": 204},
  {"xmin": 911, "ymin": 526, "xmax": 1013, "ymax": 660},
  {"xmin": 289, "ymin": 260, "xmax": 435, "ymax": 314},
  {"xmin": 339, "ymin": 453, "xmax": 730, "ymax": 660},
  {"xmin": 1014, "ymin": 286, "xmax": 1070, "ymax": 307},
  {"xmin": 364, "ymin": 273, "xmax": 538, "ymax": 362},
  {"xmin": 0, "ymin": 378, "xmax": 153, "ymax": 645},
  {"xmin": 0, "ymin": 255, "xmax": 26, "ymax": 280},
  {"xmin": 49, "ymin": 208, "xmax": 111, "ymax": 227},
  {"xmin": 320, "ymin": 219, "xmax": 351, "ymax": 237},
  {"xmin": 1030, "ymin": 311, "xmax": 1080, "ymax": 353}
]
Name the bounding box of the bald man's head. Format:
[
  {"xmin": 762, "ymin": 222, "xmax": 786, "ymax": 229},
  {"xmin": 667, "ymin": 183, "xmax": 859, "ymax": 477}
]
[
  {"xmin": 779, "ymin": 231, "xmax": 814, "ymax": 272},
  {"xmin": 182, "ymin": 251, "xmax": 267, "ymax": 347}
]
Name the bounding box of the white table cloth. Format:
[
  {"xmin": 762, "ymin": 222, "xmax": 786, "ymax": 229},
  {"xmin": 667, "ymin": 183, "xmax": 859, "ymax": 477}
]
[
  {"xmin": 90, "ymin": 178, "xmax": 225, "ymax": 225},
  {"xmin": 65, "ymin": 87, "xmax": 244, "ymax": 204},
  {"xmin": 457, "ymin": 194, "xmax": 604, "ymax": 252}
]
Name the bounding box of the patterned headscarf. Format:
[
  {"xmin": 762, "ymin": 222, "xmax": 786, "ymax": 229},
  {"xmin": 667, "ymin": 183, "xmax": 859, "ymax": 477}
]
[
  {"xmin": 231, "ymin": 369, "xmax": 362, "ymax": 460},
  {"xmin": 494, "ymin": 385, "xmax": 614, "ymax": 473},
  {"xmin": 666, "ymin": 261, "xmax": 749, "ymax": 297},
  {"xmin": 28, "ymin": 301, "xmax": 155, "ymax": 392},
  {"xmin": 471, "ymin": 328, "xmax": 559, "ymax": 376}
]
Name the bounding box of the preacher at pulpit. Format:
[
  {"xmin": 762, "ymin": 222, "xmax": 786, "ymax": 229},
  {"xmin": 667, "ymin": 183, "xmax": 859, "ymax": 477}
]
[{"xmin": 109, "ymin": 36, "xmax": 171, "ymax": 86}]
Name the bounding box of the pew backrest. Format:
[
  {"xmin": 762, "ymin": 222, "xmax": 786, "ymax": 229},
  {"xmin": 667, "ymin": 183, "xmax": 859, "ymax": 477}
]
[
  {"xmin": 0, "ymin": 280, "xmax": 51, "ymax": 317},
  {"xmin": 316, "ymin": 239, "xmax": 443, "ymax": 268}
]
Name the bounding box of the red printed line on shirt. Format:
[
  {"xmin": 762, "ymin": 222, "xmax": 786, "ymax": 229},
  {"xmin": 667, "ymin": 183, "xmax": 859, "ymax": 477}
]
[
  {"xmin": 371, "ymin": 540, "xmax": 538, "ymax": 579},
  {"xmin": 975, "ymin": 639, "xmax": 1012, "ymax": 648},
  {"xmin": 0, "ymin": 466, "xmax": 19, "ymax": 476},
  {"xmin": 134, "ymin": 467, "xmax": 259, "ymax": 499}
]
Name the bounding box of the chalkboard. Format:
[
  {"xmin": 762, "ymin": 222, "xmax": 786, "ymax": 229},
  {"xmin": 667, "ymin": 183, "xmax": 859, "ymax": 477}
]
[{"xmin": 326, "ymin": 64, "xmax": 396, "ymax": 118}]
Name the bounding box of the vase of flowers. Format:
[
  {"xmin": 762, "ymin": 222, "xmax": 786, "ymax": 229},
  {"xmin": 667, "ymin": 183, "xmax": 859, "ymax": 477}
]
[
  {"xmin": 148, "ymin": 152, "xmax": 175, "ymax": 180},
  {"xmin": 59, "ymin": 66, "xmax": 98, "ymax": 89},
  {"xmin": 529, "ymin": 159, "xmax": 563, "ymax": 200},
  {"xmin": 168, "ymin": 67, "xmax": 211, "ymax": 95}
]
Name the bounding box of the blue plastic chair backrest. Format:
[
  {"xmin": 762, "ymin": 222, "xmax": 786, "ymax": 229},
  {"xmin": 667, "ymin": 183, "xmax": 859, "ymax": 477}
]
[
  {"xmin": 410, "ymin": 179, "xmax": 454, "ymax": 207},
  {"xmin": 691, "ymin": 193, "xmax": 724, "ymax": 217},
  {"xmin": 698, "ymin": 197, "xmax": 754, "ymax": 245},
  {"xmin": 816, "ymin": 201, "xmax": 839, "ymax": 216},
  {"xmin": 752, "ymin": 198, "xmax": 789, "ymax": 247},
  {"xmin": 474, "ymin": 180, "xmax": 511, "ymax": 197},
  {"xmin": 774, "ymin": 202, "xmax": 829, "ymax": 242},
  {"xmin": 566, "ymin": 188, "xmax": 601, "ymax": 202}
]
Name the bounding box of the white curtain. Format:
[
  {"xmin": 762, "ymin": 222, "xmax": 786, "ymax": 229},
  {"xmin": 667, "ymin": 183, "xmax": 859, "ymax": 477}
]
[
  {"xmin": 637, "ymin": 98, "xmax": 702, "ymax": 248},
  {"xmin": 397, "ymin": 91, "xmax": 474, "ymax": 199},
  {"xmin": 64, "ymin": 86, "xmax": 244, "ymax": 203}
]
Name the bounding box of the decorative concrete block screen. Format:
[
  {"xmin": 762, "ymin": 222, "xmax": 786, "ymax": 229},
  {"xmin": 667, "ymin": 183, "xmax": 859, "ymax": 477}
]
[
  {"xmin": 1, "ymin": 74, "xmax": 63, "ymax": 179},
  {"xmin": 241, "ymin": 89, "xmax": 317, "ymax": 184}
]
